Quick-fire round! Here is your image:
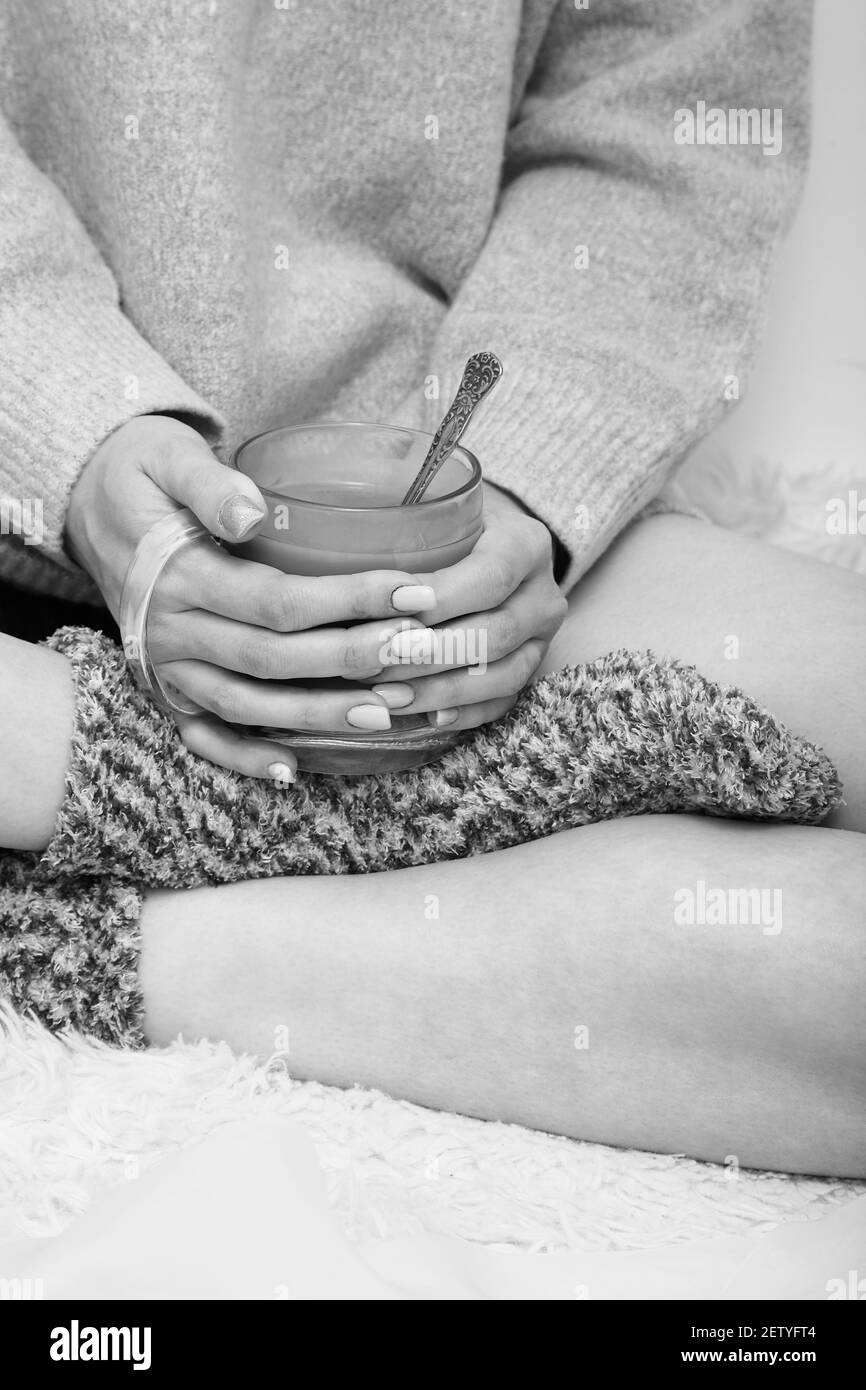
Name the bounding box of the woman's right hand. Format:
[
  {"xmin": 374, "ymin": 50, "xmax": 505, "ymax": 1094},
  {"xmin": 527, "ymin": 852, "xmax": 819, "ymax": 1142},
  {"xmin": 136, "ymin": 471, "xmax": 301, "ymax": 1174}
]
[{"xmin": 65, "ymin": 415, "xmax": 437, "ymax": 778}]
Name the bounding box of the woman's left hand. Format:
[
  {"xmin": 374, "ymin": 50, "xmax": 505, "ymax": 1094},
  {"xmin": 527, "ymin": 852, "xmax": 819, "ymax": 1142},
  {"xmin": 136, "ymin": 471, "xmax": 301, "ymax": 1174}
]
[{"xmin": 369, "ymin": 484, "xmax": 568, "ymax": 730}]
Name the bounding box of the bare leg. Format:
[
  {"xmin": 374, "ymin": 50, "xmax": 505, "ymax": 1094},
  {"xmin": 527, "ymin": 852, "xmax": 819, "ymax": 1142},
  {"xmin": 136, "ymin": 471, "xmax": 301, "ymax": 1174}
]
[{"xmin": 141, "ymin": 814, "xmax": 866, "ymax": 1175}]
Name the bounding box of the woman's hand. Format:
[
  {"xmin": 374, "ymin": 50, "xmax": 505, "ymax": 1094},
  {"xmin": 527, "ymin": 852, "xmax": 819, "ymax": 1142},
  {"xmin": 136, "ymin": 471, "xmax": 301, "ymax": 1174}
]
[
  {"xmin": 370, "ymin": 484, "xmax": 568, "ymax": 729},
  {"xmin": 66, "ymin": 415, "xmax": 439, "ymax": 776}
]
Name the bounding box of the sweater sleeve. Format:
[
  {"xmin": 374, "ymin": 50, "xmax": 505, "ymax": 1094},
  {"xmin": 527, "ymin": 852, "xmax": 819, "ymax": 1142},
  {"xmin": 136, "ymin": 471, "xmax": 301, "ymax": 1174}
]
[
  {"xmin": 0, "ymin": 115, "xmax": 225, "ymax": 601},
  {"xmin": 416, "ymin": 0, "xmax": 812, "ymax": 591}
]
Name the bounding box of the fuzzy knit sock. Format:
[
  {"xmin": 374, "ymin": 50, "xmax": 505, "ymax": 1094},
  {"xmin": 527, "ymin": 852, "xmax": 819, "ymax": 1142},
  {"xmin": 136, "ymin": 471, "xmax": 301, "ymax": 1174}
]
[
  {"xmin": 39, "ymin": 626, "xmax": 841, "ymax": 889},
  {"xmin": 1, "ymin": 625, "xmax": 841, "ymax": 1048},
  {"xmin": 0, "ymin": 855, "xmax": 145, "ymax": 1045}
]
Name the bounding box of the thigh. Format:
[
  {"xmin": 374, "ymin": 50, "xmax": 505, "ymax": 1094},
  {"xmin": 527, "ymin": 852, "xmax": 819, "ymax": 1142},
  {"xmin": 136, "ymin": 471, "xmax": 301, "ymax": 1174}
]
[{"xmin": 542, "ymin": 515, "xmax": 866, "ymax": 830}]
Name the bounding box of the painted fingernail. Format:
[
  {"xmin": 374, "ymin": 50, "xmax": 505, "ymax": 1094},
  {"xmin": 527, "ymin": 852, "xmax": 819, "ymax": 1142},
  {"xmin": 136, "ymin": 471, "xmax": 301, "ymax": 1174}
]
[
  {"xmin": 268, "ymin": 760, "xmax": 296, "ymax": 785},
  {"xmin": 218, "ymin": 495, "xmax": 267, "ymax": 541},
  {"xmin": 428, "ymin": 708, "xmax": 459, "ymax": 728},
  {"xmin": 346, "ymin": 704, "xmax": 392, "ymax": 730},
  {"xmin": 382, "ymin": 628, "xmax": 436, "ymax": 664},
  {"xmin": 371, "ymin": 683, "xmax": 415, "ymax": 709},
  {"xmin": 390, "ymin": 584, "xmax": 436, "ymax": 613}
]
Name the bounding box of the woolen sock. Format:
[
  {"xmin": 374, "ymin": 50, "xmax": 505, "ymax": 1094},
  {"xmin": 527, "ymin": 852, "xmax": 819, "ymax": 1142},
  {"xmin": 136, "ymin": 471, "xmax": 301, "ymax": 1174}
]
[
  {"xmin": 0, "ymin": 855, "xmax": 144, "ymax": 1046},
  {"xmin": 40, "ymin": 626, "xmax": 841, "ymax": 889}
]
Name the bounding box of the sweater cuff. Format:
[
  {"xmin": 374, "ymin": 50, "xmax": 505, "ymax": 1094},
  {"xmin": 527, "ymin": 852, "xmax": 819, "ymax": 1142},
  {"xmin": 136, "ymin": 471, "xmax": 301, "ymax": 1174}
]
[
  {"xmin": 1, "ymin": 294, "xmax": 225, "ymax": 579},
  {"xmin": 457, "ymin": 353, "xmax": 708, "ymax": 592}
]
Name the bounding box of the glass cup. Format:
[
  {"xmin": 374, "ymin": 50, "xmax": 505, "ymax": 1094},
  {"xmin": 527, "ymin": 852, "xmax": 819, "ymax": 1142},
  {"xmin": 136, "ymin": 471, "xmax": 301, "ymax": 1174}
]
[{"xmin": 231, "ymin": 421, "xmax": 484, "ymax": 775}]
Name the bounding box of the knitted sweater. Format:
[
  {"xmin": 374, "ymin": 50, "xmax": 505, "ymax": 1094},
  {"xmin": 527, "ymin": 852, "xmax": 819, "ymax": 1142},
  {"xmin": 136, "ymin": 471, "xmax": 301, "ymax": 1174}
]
[{"xmin": 0, "ymin": 0, "xmax": 811, "ymax": 601}]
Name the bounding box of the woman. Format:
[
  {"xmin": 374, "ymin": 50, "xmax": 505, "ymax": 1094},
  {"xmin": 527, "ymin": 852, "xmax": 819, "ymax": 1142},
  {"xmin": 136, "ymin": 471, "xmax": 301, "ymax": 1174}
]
[{"xmin": 6, "ymin": 2, "xmax": 859, "ymax": 1174}]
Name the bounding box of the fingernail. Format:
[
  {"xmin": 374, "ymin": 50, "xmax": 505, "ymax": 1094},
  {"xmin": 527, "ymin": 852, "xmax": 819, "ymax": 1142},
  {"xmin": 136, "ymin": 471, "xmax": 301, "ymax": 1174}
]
[
  {"xmin": 219, "ymin": 495, "xmax": 267, "ymax": 541},
  {"xmin": 371, "ymin": 683, "xmax": 415, "ymax": 709},
  {"xmin": 346, "ymin": 704, "xmax": 392, "ymax": 730},
  {"xmin": 390, "ymin": 584, "xmax": 436, "ymax": 613},
  {"xmin": 268, "ymin": 760, "xmax": 296, "ymax": 785},
  {"xmin": 428, "ymin": 708, "xmax": 459, "ymax": 728},
  {"xmin": 382, "ymin": 628, "xmax": 436, "ymax": 664}
]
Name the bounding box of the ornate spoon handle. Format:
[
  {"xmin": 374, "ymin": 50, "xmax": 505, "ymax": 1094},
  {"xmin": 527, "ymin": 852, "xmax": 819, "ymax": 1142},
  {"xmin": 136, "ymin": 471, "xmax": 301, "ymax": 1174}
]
[{"xmin": 401, "ymin": 351, "xmax": 503, "ymax": 505}]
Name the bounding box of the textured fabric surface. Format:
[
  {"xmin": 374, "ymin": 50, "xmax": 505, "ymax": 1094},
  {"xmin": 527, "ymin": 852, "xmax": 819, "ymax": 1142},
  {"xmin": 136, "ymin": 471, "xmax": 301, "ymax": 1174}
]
[
  {"xmin": 44, "ymin": 626, "xmax": 840, "ymax": 891},
  {"xmin": 0, "ymin": 0, "xmax": 811, "ymax": 595},
  {"xmin": 0, "ymin": 861, "xmax": 144, "ymax": 1047},
  {"xmin": 0, "ymin": 623, "xmax": 840, "ymax": 1047}
]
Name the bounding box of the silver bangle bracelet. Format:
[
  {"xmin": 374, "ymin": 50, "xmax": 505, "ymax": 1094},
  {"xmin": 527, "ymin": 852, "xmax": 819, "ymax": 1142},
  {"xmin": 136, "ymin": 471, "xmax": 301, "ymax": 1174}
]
[{"xmin": 118, "ymin": 508, "xmax": 214, "ymax": 717}]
